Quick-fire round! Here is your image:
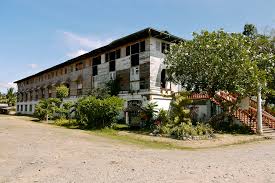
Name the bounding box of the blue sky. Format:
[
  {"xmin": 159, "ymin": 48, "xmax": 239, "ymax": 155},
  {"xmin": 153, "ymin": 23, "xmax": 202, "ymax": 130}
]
[{"xmin": 0, "ymin": 0, "xmax": 275, "ymax": 93}]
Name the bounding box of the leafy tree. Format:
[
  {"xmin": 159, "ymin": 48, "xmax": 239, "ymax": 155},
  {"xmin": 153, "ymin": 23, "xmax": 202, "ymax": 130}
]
[
  {"xmin": 165, "ymin": 30, "xmax": 275, "ymax": 99},
  {"xmin": 34, "ymin": 98, "xmax": 61, "ymax": 122},
  {"xmin": 75, "ymin": 96, "xmax": 124, "ymax": 129},
  {"xmin": 55, "ymin": 101, "xmax": 74, "ymax": 119},
  {"xmin": 87, "ymin": 88, "xmax": 110, "ymax": 99},
  {"xmin": 6, "ymin": 88, "xmax": 16, "ymax": 106},
  {"xmin": 243, "ymin": 24, "xmax": 258, "ymax": 38},
  {"xmin": 56, "ymin": 85, "xmax": 69, "ymax": 101},
  {"xmin": 140, "ymin": 102, "xmax": 158, "ymax": 127},
  {"xmin": 105, "ymin": 78, "xmax": 121, "ymax": 96}
]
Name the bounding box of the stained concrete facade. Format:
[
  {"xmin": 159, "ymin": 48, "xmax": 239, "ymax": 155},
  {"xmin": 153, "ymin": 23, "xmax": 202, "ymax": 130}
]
[{"xmin": 15, "ymin": 28, "xmax": 183, "ymax": 123}]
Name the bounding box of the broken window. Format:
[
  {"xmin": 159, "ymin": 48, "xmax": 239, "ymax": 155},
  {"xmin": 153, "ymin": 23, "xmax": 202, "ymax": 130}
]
[
  {"xmin": 76, "ymin": 62, "xmax": 84, "ymax": 71},
  {"xmin": 161, "ymin": 43, "xmax": 170, "ymax": 53},
  {"xmin": 105, "ymin": 53, "xmax": 109, "ymax": 62},
  {"xmin": 126, "ymin": 46, "xmax": 130, "ymax": 56},
  {"xmin": 131, "ymin": 43, "xmax": 139, "ymax": 54},
  {"xmin": 109, "ymin": 61, "xmax": 115, "ymax": 72},
  {"xmin": 77, "ymin": 81, "xmax": 83, "ymax": 96},
  {"xmin": 140, "ymin": 41, "xmax": 145, "ymax": 52},
  {"xmin": 140, "ymin": 78, "xmax": 147, "ymax": 89},
  {"xmin": 116, "ymin": 49, "xmax": 121, "ymax": 59},
  {"xmin": 92, "ymin": 65, "xmax": 98, "ymax": 76},
  {"xmin": 92, "ymin": 56, "xmax": 101, "ymax": 66},
  {"xmin": 131, "ymin": 54, "xmax": 139, "ymax": 67}
]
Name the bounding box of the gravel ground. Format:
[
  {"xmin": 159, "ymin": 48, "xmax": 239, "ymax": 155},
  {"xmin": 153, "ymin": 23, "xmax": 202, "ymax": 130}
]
[{"xmin": 0, "ymin": 116, "xmax": 275, "ymax": 183}]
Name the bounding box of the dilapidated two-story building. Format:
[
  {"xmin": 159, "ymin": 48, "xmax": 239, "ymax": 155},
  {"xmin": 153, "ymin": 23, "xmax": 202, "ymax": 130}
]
[{"xmin": 15, "ymin": 28, "xmax": 183, "ymax": 124}]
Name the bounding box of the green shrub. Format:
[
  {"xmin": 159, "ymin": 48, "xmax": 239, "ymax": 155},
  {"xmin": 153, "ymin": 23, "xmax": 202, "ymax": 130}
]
[
  {"xmin": 56, "ymin": 85, "xmax": 69, "ymax": 100},
  {"xmin": 55, "ymin": 118, "xmax": 79, "ymax": 128},
  {"xmin": 75, "ymin": 96, "xmax": 124, "ymax": 129},
  {"xmin": 34, "ymin": 98, "xmax": 61, "ymax": 121}
]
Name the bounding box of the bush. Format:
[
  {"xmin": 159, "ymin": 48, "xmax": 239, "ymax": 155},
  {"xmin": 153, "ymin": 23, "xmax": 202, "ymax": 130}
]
[
  {"xmin": 34, "ymin": 98, "xmax": 61, "ymax": 121},
  {"xmin": 75, "ymin": 96, "xmax": 124, "ymax": 129},
  {"xmin": 55, "ymin": 118, "xmax": 79, "ymax": 128},
  {"xmin": 56, "ymin": 85, "xmax": 69, "ymax": 100},
  {"xmin": 158, "ymin": 92, "xmax": 214, "ymax": 139}
]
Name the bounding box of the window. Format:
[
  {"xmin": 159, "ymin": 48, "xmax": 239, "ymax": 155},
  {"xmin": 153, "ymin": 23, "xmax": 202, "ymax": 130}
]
[
  {"xmin": 109, "ymin": 51, "xmax": 116, "ymax": 61},
  {"xmin": 76, "ymin": 62, "xmax": 83, "ymax": 71},
  {"xmin": 140, "ymin": 78, "xmax": 147, "ymax": 89},
  {"xmin": 109, "ymin": 61, "xmax": 115, "ymax": 72},
  {"xmin": 105, "ymin": 53, "xmax": 109, "ymax": 62},
  {"xmin": 161, "ymin": 69, "xmax": 166, "ymax": 88},
  {"xmin": 140, "ymin": 41, "xmax": 145, "ymax": 52},
  {"xmin": 92, "ymin": 65, "xmax": 98, "ymax": 76},
  {"xmin": 131, "ymin": 43, "xmax": 139, "ymax": 54},
  {"xmin": 48, "ymin": 88, "xmax": 52, "ymax": 98},
  {"xmin": 126, "ymin": 46, "xmax": 130, "ymax": 56},
  {"xmin": 25, "ymin": 105, "xmax": 28, "ymax": 112},
  {"xmin": 21, "ymin": 105, "xmax": 23, "ymax": 111},
  {"xmin": 41, "ymin": 89, "xmax": 45, "ymax": 98},
  {"xmin": 30, "ymin": 91, "xmax": 33, "ymax": 101},
  {"xmin": 106, "ymin": 49, "xmax": 121, "ymax": 62},
  {"xmin": 70, "ymin": 66, "xmax": 74, "ymax": 72},
  {"xmin": 131, "ymin": 54, "xmax": 139, "ymax": 67},
  {"xmin": 116, "ymin": 49, "xmax": 121, "ymax": 59},
  {"xmin": 77, "ymin": 81, "xmax": 83, "ymax": 96},
  {"xmin": 161, "ymin": 43, "xmax": 170, "ymax": 53},
  {"xmin": 64, "ymin": 68, "xmax": 67, "ymax": 74},
  {"xmin": 29, "ymin": 105, "xmax": 32, "ymax": 112},
  {"xmin": 17, "ymin": 105, "xmax": 19, "ymax": 112},
  {"xmin": 93, "ymin": 56, "xmax": 101, "ymax": 66}
]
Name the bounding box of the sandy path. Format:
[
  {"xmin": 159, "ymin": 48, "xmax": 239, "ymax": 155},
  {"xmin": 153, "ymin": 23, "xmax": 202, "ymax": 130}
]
[{"xmin": 0, "ymin": 117, "xmax": 274, "ymax": 183}]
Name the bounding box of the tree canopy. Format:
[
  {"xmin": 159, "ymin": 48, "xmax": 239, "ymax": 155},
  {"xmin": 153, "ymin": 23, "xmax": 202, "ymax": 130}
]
[{"xmin": 165, "ymin": 29, "xmax": 275, "ymax": 98}]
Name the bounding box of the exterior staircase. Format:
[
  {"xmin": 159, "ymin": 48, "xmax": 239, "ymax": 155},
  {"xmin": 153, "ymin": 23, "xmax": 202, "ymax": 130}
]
[{"xmin": 188, "ymin": 92, "xmax": 275, "ymax": 135}]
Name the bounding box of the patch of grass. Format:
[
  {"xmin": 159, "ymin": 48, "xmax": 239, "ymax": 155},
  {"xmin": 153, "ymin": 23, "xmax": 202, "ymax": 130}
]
[
  {"xmin": 89, "ymin": 128, "xmax": 195, "ymax": 150},
  {"xmin": 89, "ymin": 128, "xmax": 268, "ymax": 150}
]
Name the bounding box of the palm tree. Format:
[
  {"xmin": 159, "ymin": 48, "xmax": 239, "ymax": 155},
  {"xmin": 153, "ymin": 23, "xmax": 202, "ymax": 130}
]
[{"xmin": 6, "ymin": 88, "xmax": 16, "ymax": 107}]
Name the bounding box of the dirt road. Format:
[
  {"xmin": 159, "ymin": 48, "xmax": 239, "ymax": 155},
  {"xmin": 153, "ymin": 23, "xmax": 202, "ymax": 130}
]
[{"xmin": 0, "ymin": 116, "xmax": 274, "ymax": 183}]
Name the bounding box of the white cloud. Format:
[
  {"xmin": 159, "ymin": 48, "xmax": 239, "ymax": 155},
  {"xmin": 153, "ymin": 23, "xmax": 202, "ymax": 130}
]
[
  {"xmin": 27, "ymin": 63, "xmax": 39, "ymax": 69},
  {"xmin": 0, "ymin": 82, "xmax": 17, "ymax": 93},
  {"xmin": 67, "ymin": 49, "xmax": 88, "ymax": 58},
  {"xmin": 62, "ymin": 31, "xmax": 113, "ymax": 50}
]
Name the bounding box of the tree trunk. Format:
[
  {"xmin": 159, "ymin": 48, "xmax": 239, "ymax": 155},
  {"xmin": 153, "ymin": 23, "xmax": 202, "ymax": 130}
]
[{"xmin": 257, "ymin": 85, "xmax": 263, "ymax": 135}]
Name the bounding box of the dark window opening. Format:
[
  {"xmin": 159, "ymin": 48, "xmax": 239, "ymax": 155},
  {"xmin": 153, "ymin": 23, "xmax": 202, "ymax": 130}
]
[
  {"xmin": 110, "ymin": 51, "xmax": 116, "ymax": 61},
  {"xmin": 131, "ymin": 54, "xmax": 139, "ymax": 67},
  {"xmin": 29, "ymin": 105, "xmax": 32, "ymax": 112},
  {"xmin": 161, "ymin": 69, "xmax": 166, "ymax": 88},
  {"xmin": 161, "ymin": 43, "xmax": 170, "ymax": 54},
  {"xmin": 41, "ymin": 89, "xmax": 45, "ymax": 98},
  {"xmin": 93, "ymin": 56, "xmax": 101, "ymax": 66},
  {"xmin": 17, "ymin": 105, "xmax": 19, "ymax": 111},
  {"xmin": 25, "ymin": 105, "xmax": 27, "ymax": 112},
  {"xmin": 30, "ymin": 92, "xmax": 33, "ymax": 101},
  {"xmin": 140, "ymin": 41, "xmax": 145, "ymax": 52},
  {"xmin": 20, "ymin": 105, "xmax": 23, "ymax": 111},
  {"xmin": 75, "ymin": 62, "xmax": 83, "ymax": 71},
  {"xmin": 109, "ymin": 61, "xmax": 116, "ymax": 72},
  {"xmin": 131, "ymin": 43, "xmax": 139, "ymax": 54},
  {"xmin": 77, "ymin": 82, "xmax": 83, "ymax": 96},
  {"xmin": 116, "ymin": 49, "xmax": 121, "ymax": 59},
  {"xmin": 105, "ymin": 53, "xmax": 109, "ymax": 62},
  {"xmin": 140, "ymin": 78, "xmax": 148, "ymax": 89},
  {"xmin": 92, "ymin": 66, "xmax": 98, "ymax": 76},
  {"xmin": 126, "ymin": 46, "xmax": 130, "ymax": 56}
]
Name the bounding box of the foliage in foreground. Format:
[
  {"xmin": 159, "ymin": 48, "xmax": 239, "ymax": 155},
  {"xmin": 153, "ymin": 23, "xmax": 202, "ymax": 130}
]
[
  {"xmin": 34, "ymin": 98, "xmax": 61, "ymax": 121},
  {"xmin": 75, "ymin": 96, "xmax": 124, "ymax": 129}
]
